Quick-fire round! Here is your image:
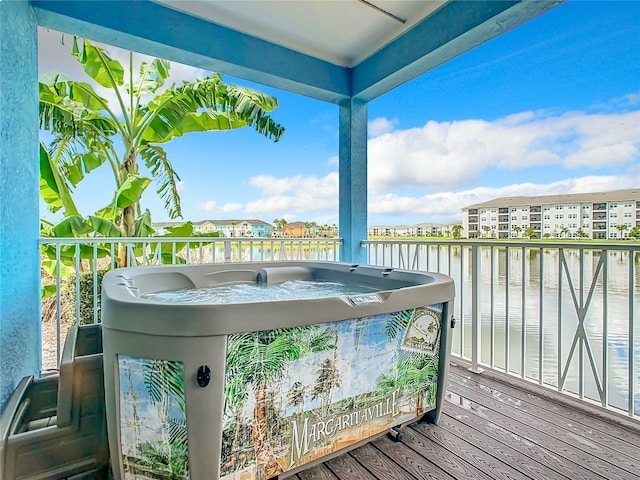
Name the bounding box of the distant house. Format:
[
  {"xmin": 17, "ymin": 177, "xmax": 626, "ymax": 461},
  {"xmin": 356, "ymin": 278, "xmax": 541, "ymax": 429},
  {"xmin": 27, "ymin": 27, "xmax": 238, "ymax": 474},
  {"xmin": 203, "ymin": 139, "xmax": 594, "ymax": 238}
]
[
  {"xmin": 367, "ymin": 222, "xmax": 456, "ymax": 237},
  {"xmin": 152, "ymin": 219, "xmax": 273, "ymax": 237},
  {"xmin": 369, "ymin": 225, "xmax": 393, "ymax": 236},
  {"xmin": 393, "ymin": 225, "xmax": 413, "ymax": 237},
  {"xmin": 414, "ymin": 223, "xmax": 443, "ymax": 237},
  {"xmin": 283, "ymin": 221, "xmax": 306, "ymax": 237}
]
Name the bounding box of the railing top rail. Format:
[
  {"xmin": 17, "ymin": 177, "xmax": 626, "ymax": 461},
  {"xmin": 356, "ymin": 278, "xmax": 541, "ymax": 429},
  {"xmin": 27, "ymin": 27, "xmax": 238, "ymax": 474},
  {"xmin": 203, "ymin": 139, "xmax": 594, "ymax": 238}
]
[
  {"xmin": 39, "ymin": 237, "xmax": 344, "ymax": 245},
  {"xmin": 362, "ymin": 239, "xmax": 640, "ymax": 251}
]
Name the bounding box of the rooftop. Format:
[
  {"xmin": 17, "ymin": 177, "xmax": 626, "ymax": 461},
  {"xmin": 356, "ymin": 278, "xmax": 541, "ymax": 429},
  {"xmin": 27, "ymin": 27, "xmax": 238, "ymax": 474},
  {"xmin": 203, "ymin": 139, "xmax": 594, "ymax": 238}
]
[{"xmin": 463, "ymin": 188, "xmax": 640, "ymax": 210}]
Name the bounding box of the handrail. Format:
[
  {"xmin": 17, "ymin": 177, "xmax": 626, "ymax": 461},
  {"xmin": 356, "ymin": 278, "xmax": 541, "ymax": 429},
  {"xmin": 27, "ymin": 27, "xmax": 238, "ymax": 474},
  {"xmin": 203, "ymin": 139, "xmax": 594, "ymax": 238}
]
[
  {"xmin": 363, "ymin": 239, "xmax": 639, "ymax": 420},
  {"xmin": 38, "ymin": 235, "xmax": 638, "ymax": 419}
]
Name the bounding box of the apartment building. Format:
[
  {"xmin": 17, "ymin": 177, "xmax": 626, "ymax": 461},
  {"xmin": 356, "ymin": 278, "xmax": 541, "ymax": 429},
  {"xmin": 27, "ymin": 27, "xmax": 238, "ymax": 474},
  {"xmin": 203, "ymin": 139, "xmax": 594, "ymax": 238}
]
[
  {"xmin": 368, "ymin": 222, "xmax": 458, "ymax": 237},
  {"xmin": 462, "ymin": 189, "xmax": 640, "ymax": 239}
]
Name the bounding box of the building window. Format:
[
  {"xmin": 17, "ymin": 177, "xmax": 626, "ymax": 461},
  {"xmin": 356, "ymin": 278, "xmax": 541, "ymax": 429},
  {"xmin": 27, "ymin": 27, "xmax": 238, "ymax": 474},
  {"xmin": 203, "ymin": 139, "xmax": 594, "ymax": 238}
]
[
  {"xmin": 610, "ymin": 213, "xmax": 617, "ymax": 218},
  {"xmin": 522, "ymin": 215, "xmax": 528, "ymax": 220}
]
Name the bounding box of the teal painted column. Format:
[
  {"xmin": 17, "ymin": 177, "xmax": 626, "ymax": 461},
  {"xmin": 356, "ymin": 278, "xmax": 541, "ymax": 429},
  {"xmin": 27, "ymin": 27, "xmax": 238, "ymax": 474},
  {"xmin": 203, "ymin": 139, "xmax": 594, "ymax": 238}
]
[
  {"xmin": 338, "ymin": 99, "xmax": 368, "ymax": 264},
  {"xmin": 0, "ymin": 0, "xmax": 40, "ymax": 412}
]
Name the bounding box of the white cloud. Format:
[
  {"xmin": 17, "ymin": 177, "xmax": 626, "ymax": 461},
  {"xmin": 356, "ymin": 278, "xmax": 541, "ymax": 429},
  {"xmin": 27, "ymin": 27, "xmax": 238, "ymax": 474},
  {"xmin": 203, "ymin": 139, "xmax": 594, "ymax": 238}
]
[
  {"xmin": 195, "ymin": 200, "xmax": 243, "ymax": 213},
  {"xmin": 368, "ymin": 117, "xmax": 398, "ymax": 137},
  {"xmin": 368, "ymin": 108, "xmax": 640, "ymax": 193},
  {"xmin": 249, "ymin": 175, "xmax": 296, "ymax": 195},
  {"xmin": 245, "ymin": 173, "xmax": 338, "ymax": 215},
  {"xmin": 368, "ymin": 170, "xmax": 638, "ymax": 223},
  {"xmin": 327, "ymin": 156, "xmax": 339, "ymax": 166}
]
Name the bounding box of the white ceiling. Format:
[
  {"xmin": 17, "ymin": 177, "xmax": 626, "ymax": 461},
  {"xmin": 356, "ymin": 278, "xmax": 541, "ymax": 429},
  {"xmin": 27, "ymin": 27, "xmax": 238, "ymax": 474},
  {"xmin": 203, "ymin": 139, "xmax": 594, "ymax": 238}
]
[{"xmin": 156, "ymin": 0, "xmax": 448, "ymax": 67}]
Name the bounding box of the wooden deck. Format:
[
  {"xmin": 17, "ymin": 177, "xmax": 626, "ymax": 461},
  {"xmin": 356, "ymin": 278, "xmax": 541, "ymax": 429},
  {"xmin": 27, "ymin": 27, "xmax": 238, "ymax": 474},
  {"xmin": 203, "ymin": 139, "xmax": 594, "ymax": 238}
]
[{"xmin": 293, "ymin": 361, "xmax": 640, "ymax": 480}]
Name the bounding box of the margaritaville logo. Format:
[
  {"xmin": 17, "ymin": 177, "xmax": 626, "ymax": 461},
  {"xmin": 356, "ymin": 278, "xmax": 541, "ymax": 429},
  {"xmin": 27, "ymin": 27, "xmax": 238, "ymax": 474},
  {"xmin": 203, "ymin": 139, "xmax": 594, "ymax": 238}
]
[{"xmin": 290, "ymin": 388, "xmax": 401, "ymax": 463}]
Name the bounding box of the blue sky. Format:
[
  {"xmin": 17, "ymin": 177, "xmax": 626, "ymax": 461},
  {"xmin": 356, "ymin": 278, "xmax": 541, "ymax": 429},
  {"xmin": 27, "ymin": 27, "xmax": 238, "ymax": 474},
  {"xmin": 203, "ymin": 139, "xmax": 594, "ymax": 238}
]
[{"xmin": 38, "ymin": 1, "xmax": 639, "ymax": 228}]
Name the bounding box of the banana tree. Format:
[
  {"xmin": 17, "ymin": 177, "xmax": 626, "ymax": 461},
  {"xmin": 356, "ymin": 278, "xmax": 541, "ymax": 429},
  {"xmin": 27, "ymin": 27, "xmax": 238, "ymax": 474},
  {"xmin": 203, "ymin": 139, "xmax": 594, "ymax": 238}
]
[{"xmin": 40, "ymin": 37, "xmax": 284, "ymax": 263}]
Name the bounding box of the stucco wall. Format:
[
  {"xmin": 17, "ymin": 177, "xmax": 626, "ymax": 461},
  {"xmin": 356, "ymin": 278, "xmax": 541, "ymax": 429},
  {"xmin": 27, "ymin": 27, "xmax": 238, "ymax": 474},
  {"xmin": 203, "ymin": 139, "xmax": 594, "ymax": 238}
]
[{"xmin": 0, "ymin": 0, "xmax": 41, "ymax": 411}]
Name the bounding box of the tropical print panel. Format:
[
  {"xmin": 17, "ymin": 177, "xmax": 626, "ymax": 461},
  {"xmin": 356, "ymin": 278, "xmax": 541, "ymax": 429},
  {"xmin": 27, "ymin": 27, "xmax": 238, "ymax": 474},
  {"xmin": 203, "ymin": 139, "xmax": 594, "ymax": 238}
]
[
  {"xmin": 221, "ymin": 304, "xmax": 443, "ymax": 479},
  {"xmin": 118, "ymin": 356, "xmax": 189, "ymax": 480}
]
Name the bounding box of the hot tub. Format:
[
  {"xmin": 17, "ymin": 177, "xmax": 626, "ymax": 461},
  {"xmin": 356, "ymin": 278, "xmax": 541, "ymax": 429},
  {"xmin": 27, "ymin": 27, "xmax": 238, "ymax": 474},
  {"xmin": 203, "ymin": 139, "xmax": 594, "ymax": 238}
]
[{"xmin": 101, "ymin": 261, "xmax": 455, "ymax": 480}]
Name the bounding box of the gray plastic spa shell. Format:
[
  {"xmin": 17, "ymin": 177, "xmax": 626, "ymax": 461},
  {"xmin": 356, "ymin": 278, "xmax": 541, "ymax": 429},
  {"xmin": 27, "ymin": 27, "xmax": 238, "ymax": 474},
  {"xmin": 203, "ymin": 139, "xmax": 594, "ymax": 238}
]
[{"xmin": 101, "ymin": 261, "xmax": 455, "ymax": 480}]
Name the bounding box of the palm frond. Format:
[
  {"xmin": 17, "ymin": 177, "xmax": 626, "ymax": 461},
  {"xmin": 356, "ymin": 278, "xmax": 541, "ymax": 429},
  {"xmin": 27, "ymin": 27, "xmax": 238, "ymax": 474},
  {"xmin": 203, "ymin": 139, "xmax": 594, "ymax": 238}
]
[
  {"xmin": 143, "ymin": 359, "xmax": 186, "ymax": 413},
  {"xmin": 139, "ymin": 143, "xmax": 182, "ymax": 219},
  {"xmin": 138, "ymin": 74, "xmax": 284, "ymax": 144},
  {"xmin": 168, "ymin": 417, "xmax": 188, "ymax": 447},
  {"xmin": 385, "ymin": 309, "xmax": 414, "ymax": 339},
  {"xmin": 130, "ymin": 58, "xmax": 172, "ymax": 96}
]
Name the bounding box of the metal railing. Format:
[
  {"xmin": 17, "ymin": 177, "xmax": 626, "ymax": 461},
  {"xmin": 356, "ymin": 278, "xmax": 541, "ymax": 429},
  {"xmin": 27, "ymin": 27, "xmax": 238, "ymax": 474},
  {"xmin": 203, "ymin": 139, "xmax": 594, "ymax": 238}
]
[
  {"xmin": 364, "ymin": 239, "xmax": 639, "ymax": 419},
  {"xmin": 39, "ymin": 236, "xmax": 341, "ymax": 370},
  {"xmin": 39, "ymin": 235, "xmax": 638, "ymax": 419}
]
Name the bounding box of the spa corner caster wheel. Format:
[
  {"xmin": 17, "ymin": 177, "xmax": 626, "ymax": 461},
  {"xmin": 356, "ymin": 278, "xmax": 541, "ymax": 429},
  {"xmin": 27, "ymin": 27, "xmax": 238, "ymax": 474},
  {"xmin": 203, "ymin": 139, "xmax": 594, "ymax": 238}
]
[{"xmin": 387, "ymin": 427, "xmax": 403, "ymax": 442}]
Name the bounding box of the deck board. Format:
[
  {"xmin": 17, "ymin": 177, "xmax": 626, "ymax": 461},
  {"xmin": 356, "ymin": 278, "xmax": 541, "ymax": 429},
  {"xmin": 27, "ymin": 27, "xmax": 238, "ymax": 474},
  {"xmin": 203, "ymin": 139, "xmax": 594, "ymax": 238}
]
[
  {"xmin": 448, "ymin": 368, "xmax": 640, "ymax": 450},
  {"xmin": 447, "ymin": 374, "xmax": 639, "ymax": 478},
  {"xmin": 323, "ymin": 452, "xmax": 378, "ymax": 480},
  {"xmin": 441, "ymin": 400, "xmax": 600, "ymax": 480},
  {"xmin": 371, "ymin": 434, "xmax": 457, "ymax": 480}
]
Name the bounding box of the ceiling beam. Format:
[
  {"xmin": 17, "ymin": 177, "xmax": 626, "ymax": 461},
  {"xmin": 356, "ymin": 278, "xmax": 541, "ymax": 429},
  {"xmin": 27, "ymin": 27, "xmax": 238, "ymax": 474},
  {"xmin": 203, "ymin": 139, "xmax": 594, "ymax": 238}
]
[
  {"xmin": 32, "ymin": 0, "xmax": 351, "ymax": 103},
  {"xmin": 352, "ymin": 0, "xmax": 564, "ymax": 101},
  {"xmin": 31, "ymin": 0, "xmax": 563, "ymax": 105}
]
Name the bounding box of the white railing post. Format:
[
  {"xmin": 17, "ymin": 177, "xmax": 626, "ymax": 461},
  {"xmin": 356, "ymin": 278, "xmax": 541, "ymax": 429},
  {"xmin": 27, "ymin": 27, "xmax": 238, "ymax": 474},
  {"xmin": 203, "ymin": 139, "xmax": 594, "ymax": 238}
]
[
  {"xmin": 224, "ymin": 240, "xmax": 232, "ymax": 262},
  {"xmin": 469, "ymin": 244, "xmax": 484, "ymax": 373}
]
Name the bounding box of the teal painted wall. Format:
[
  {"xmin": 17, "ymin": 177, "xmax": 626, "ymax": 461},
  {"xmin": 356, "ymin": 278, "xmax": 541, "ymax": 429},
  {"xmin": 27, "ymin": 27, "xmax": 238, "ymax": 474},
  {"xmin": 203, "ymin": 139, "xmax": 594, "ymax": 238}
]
[{"xmin": 0, "ymin": 0, "xmax": 41, "ymax": 411}]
